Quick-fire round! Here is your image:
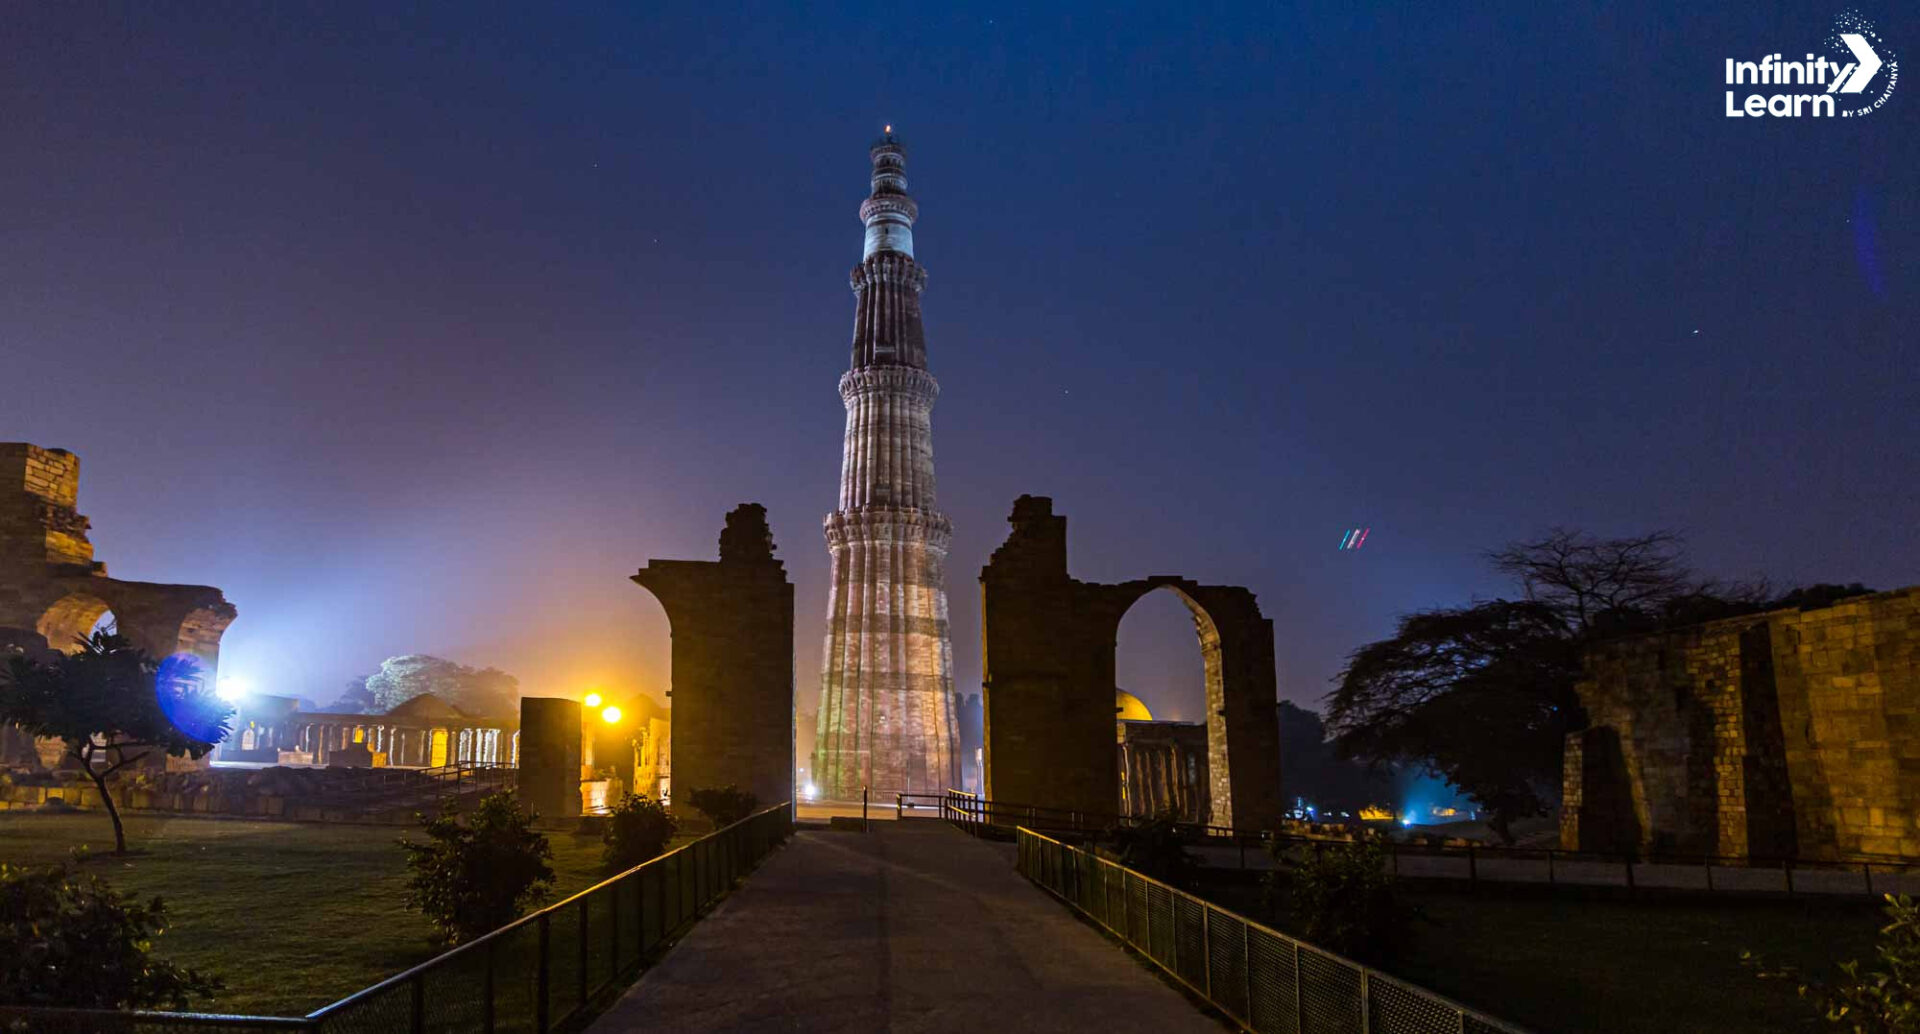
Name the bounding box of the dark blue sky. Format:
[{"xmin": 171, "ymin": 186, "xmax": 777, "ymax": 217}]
[{"xmin": 4, "ymin": 3, "xmax": 1914, "ymax": 722}]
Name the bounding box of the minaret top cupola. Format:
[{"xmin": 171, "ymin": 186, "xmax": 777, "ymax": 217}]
[{"xmin": 860, "ymin": 129, "xmax": 918, "ymax": 260}]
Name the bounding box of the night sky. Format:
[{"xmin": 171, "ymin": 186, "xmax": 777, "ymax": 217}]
[{"xmin": 5, "ymin": 4, "xmax": 1915, "ymax": 724}]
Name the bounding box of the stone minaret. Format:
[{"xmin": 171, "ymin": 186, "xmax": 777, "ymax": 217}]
[{"xmin": 811, "ymin": 132, "xmax": 961, "ymax": 799}]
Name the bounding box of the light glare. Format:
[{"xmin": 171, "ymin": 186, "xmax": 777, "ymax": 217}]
[{"xmin": 600, "ymin": 705, "xmax": 622, "ymax": 724}]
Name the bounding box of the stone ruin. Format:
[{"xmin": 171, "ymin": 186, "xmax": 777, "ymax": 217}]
[
  {"xmin": 1564, "ymin": 586, "xmax": 1920, "ymax": 861},
  {"xmin": 631, "ymin": 504, "xmax": 794, "ymax": 813},
  {"xmin": 979, "ymin": 495, "xmax": 1284, "ymax": 830},
  {"xmin": 0, "ymin": 443, "xmax": 236, "ymax": 769}
]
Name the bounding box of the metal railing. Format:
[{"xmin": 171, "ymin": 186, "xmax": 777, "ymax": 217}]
[
  {"xmin": 1016, "ymin": 827, "xmax": 1532, "ymax": 1034},
  {"xmin": 1, "ymin": 802, "xmax": 792, "ymax": 1034},
  {"xmin": 937, "ymin": 790, "xmax": 1920, "ymax": 895}
]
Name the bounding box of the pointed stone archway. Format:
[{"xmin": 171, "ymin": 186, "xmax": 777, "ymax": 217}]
[
  {"xmin": 0, "ymin": 444, "xmax": 237, "ymax": 769},
  {"xmin": 979, "ymin": 495, "xmax": 1283, "ymax": 830}
]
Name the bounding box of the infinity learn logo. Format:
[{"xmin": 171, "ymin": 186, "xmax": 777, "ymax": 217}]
[{"xmin": 1724, "ymin": 13, "xmax": 1897, "ymax": 118}]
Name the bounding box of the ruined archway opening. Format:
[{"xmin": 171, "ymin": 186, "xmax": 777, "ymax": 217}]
[
  {"xmin": 37, "ymin": 593, "xmax": 115, "ymax": 654},
  {"xmin": 1114, "ymin": 587, "xmax": 1226, "ymax": 825},
  {"xmin": 618, "ymin": 585, "xmax": 674, "ymax": 804}
]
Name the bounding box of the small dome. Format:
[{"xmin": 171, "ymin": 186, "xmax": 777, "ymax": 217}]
[{"xmin": 1115, "ymin": 690, "xmax": 1154, "ymax": 722}]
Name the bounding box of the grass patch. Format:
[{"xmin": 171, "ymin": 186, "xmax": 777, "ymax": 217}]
[
  {"xmin": 1396, "ymin": 890, "xmax": 1879, "ymax": 1034},
  {"xmin": 0, "ymin": 811, "xmax": 662, "ymax": 1016},
  {"xmin": 1198, "ymin": 876, "xmax": 1880, "ymax": 1033}
]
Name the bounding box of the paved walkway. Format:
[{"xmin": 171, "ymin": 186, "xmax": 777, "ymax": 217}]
[{"xmin": 588, "ymin": 820, "xmax": 1222, "ymax": 1033}]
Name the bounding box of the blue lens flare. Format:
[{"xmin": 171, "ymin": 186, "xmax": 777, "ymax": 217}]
[{"xmin": 154, "ymin": 653, "xmax": 230, "ymax": 744}]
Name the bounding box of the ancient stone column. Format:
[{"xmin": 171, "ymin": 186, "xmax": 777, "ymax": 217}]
[{"xmin": 811, "ymin": 133, "xmax": 961, "ymax": 799}]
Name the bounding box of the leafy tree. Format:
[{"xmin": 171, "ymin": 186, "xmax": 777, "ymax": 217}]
[
  {"xmin": 1099, "ymin": 816, "xmax": 1201, "ymax": 889},
  {"xmin": 399, "ymin": 791, "xmax": 554, "ymax": 944},
  {"xmin": 0, "ymin": 862, "xmax": 221, "ymax": 1009},
  {"xmin": 361, "ymin": 655, "xmax": 520, "ymax": 718},
  {"xmin": 321, "ymin": 676, "xmax": 376, "ymax": 714},
  {"xmin": 1747, "ymin": 893, "xmax": 1920, "ymax": 1032},
  {"xmin": 1327, "ymin": 600, "xmax": 1581, "ymax": 841},
  {"xmin": 1279, "ymin": 701, "xmax": 1393, "ymax": 815},
  {"xmin": 686, "ymin": 785, "xmax": 758, "ymax": 828},
  {"xmin": 603, "ymin": 793, "xmax": 678, "ymax": 872},
  {"xmin": 1269, "ymin": 837, "xmax": 1416, "ymax": 964},
  {"xmin": 0, "ymin": 633, "xmax": 230, "ymax": 854}
]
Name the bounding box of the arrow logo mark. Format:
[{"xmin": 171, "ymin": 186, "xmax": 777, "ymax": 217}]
[{"xmin": 1837, "ymin": 33, "xmax": 1883, "ymax": 93}]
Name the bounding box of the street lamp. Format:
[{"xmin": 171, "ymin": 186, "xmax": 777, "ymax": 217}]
[
  {"xmin": 584, "ymin": 692, "xmax": 604, "ymax": 708},
  {"xmin": 600, "ymin": 705, "xmax": 622, "ymax": 725}
]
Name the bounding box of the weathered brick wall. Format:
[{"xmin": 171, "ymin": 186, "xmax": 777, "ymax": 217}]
[
  {"xmin": 1565, "ymin": 587, "xmax": 1920, "ymax": 860},
  {"xmin": 0, "ymin": 443, "xmax": 93, "ymax": 570}
]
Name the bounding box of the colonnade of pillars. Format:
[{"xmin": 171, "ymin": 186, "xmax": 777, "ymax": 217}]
[
  {"xmin": 1117, "ymin": 738, "xmax": 1209, "ymax": 824},
  {"xmin": 297, "ymin": 723, "xmax": 515, "ymax": 768}
]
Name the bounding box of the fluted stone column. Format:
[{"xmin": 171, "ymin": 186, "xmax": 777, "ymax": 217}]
[{"xmin": 811, "ymin": 133, "xmax": 961, "ymax": 799}]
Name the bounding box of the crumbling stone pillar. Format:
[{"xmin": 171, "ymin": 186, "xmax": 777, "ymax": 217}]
[
  {"xmin": 518, "ymin": 697, "xmax": 582, "ymax": 821},
  {"xmin": 632, "ymin": 504, "xmax": 794, "ymax": 810}
]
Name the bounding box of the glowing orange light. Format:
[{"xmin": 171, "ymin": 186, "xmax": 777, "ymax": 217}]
[
  {"xmin": 600, "ymin": 706, "xmax": 622, "ymax": 725},
  {"xmin": 583, "ymin": 692, "xmax": 603, "ymax": 708},
  {"xmin": 885, "ymin": 124, "xmax": 893, "ymax": 133}
]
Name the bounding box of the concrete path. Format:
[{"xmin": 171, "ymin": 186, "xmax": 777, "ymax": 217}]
[{"xmin": 587, "ymin": 820, "xmax": 1223, "ymax": 1033}]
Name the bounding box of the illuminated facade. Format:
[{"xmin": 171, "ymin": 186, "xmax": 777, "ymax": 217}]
[{"xmin": 811, "ymin": 133, "xmax": 962, "ymax": 798}]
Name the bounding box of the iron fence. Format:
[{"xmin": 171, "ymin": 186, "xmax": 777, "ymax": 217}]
[
  {"xmin": 3, "ymin": 802, "xmax": 792, "ymax": 1034},
  {"xmin": 1016, "ymin": 826, "xmax": 1533, "ymax": 1034},
  {"xmin": 949, "ymin": 790, "xmax": 1920, "ymax": 897}
]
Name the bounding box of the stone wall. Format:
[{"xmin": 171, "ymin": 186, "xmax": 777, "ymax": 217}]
[
  {"xmin": 979, "ymin": 495, "xmax": 1284, "ymax": 830},
  {"xmin": 632, "ymin": 504, "xmax": 794, "ymax": 810},
  {"xmin": 0, "ymin": 444, "xmax": 93, "ymax": 569},
  {"xmin": 1563, "ymin": 587, "xmax": 1920, "ymax": 860}
]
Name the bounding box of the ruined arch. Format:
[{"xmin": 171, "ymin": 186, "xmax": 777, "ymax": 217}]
[
  {"xmin": 36, "ymin": 592, "xmax": 115, "ymax": 653},
  {"xmin": 1, "ymin": 442, "xmax": 237, "ymax": 690},
  {"xmin": 629, "ymin": 504, "xmax": 794, "ymax": 810},
  {"xmin": 980, "ymin": 496, "xmax": 1283, "ymax": 829}
]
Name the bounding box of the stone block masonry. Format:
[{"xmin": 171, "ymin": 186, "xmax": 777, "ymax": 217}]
[
  {"xmin": 979, "ymin": 495, "xmax": 1284, "ymax": 830},
  {"xmin": 810, "ymin": 133, "xmax": 961, "ymax": 799},
  {"xmin": 0, "ymin": 442, "xmax": 235, "ymax": 681},
  {"xmin": 1564, "ymin": 587, "xmax": 1920, "ymax": 861},
  {"xmin": 633, "ymin": 504, "xmax": 795, "ymax": 810}
]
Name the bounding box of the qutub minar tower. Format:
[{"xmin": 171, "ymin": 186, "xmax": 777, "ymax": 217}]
[{"xmin": 811, "ymin": 131, "xmax": 962, "ymax": 798}]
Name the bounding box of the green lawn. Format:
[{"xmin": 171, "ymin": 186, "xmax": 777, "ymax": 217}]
[
  {"xmin": 1397, "ymin": 891, "xmax": 1882, "ymax": 1034},
  {"xmin": 0, "ymin": 811, "xmax": 638, "ymax": 1017},
  {"xmin": 1200, "ymin": 878, "xmax": 1884, "ymax": 1033}
]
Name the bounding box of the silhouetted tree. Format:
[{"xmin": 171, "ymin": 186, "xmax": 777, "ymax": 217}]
[
  {"xmin": 0, "ymin": 633, "xmax": 230, "ymax": 854},
  {"xmin": 322, "ymin": 676, "xmax": 376, "ymax": 714},
  {"xmin": 1278, "ymin": 701, "xmax": 1392, "ymax": 814},
  {"xmin": 1328, "ymin": 601, "xmax": 1581, "ymax": 841}
]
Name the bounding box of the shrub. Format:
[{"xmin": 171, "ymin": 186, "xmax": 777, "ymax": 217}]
[
  {"xmin": 1747, "ymin": 893, "xmax": 1920, "ymax": 1031},
  {"xmin": 604, "ymin": 794, "xmax": 678, "ymax": 872},
  {"xmin": 0, "ymin": 863, "xmax": 221, "ymax": 1008},
  {"xmin": 399, "ymin": 791, "xmax": 554, "ymax": 945},
  {"xmin": 1100, "ymin": 816, "xmax": 1201, "ymax": 889},
  {"xmin": 1269, "ymin": 836, "xmax": 1416, "ymax": 963},
  {"xmin": 686, "ymin": 785, "xmax": 759, "ymax": 829}
]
